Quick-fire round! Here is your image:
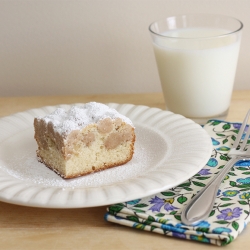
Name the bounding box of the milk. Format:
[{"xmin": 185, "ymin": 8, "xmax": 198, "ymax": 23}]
[{"xmin": 153, "ymin": 28, "xmax": 241, "ymax": 118}]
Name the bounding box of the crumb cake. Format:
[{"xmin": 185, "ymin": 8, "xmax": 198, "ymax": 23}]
[{"xmin": 34, "ymin": 102, "xmax": 135, "ymax": 179}]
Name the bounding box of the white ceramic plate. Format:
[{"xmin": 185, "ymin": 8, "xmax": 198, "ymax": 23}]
[{"xmin": 0, "ymin": 103, "xmax": 212, "ymax": 208}]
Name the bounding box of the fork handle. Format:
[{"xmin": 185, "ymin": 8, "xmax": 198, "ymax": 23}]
[{"xmin": 181, "ymin": 157, "xmax": 240, "ymax": 225}]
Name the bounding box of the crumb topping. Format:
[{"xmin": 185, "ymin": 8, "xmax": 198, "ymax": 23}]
[{"xmin": 36, "ymin": 102, "xmax": 134, "ymax": 137}]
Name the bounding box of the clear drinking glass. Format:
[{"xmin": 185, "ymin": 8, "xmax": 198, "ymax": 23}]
[{"xmin": 149, "ymin": 14, "xmax": 243, "ymax": 124}]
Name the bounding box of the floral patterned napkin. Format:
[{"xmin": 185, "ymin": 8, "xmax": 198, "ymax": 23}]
[{"xmin": 105, "ymin": 120, "xmax": 250, "ymax": 246}]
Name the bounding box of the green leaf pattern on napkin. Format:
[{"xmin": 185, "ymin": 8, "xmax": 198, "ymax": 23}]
[{"xmin": 105, "ymin": 120, "xmax": 250, "ymax": 246}]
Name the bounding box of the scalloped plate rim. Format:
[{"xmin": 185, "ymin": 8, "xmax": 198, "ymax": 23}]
[{"xmin": 0, "ymin": 103, "xmax": 212, "ymax": 208}]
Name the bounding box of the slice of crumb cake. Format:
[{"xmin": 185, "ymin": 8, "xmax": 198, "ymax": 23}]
[{"xmin": 34, "ymin": 102, "xmax": 135, "ymax": 179}]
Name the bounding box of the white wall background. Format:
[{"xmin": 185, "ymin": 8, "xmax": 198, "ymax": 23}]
[{"xmin": 0, "ymin": 0, "xmax": 250, "ymax": 97}]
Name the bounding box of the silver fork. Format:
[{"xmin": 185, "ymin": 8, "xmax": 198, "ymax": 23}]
[{"xmin": 181, "ymin": 109, "xmax": 250, "ymax": 225}]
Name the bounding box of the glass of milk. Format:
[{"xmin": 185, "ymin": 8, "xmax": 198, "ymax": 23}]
[{"xmin": 149, "ymin": 14, "xmax": 243, "ymax": 124}]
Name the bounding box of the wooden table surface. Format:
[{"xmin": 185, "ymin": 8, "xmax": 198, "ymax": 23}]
[{"xmin": 0, "ymin": 90, "xmax": 250, "ymax": 250}]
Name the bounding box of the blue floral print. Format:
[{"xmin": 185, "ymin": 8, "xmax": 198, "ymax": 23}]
[
  {"xmin": 217, "ymin": 207, "xmax": 242, "ymax": 220},
  {"xmin": 222, "ymin": 190, "xmax": 240, "ymax": 197},
  {"xmin": 212, "ymin": 227, "xmax": 232, "ymax": 234},
  {"xmin": 106, "ymin": 120, "xmax": 250, "ymax": 246},
  {"xmin": 239, "ymin": 192, "xmax": 250, "ymax": 200},
  {"xmin": 207, "ymin": 158, "xmax": 218, "ymax": 167},
  {"xmin": 172, "ymin": 232, "xmax": 186, "ymax": 239},
  {"xmin": 195, "ymin": 220, "xmax": 210, "ymax": 228},
  {"xmin": 149, "ymin": 196, "xmax": 178, "ymax": 212},
  {"xmin": 236, "ymin": 177, "xmax": 250, "ymax": 185},
  {"xmin": 198, "ymin": 169, "xmax": 211, "ymax": 175}
]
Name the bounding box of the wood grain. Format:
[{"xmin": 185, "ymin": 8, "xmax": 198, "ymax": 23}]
[{"xmin": 0, "ymin": 91, "xmax": 250, "ymax": 249}]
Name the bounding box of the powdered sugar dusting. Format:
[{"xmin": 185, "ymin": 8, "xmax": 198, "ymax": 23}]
[
  {"xmin": 38, "ymin": 102, "xmax": 134, "ymax": 136},
  {"xmin": 0, "ymin": 126, "xmax": 167, "ymax": 188}
]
